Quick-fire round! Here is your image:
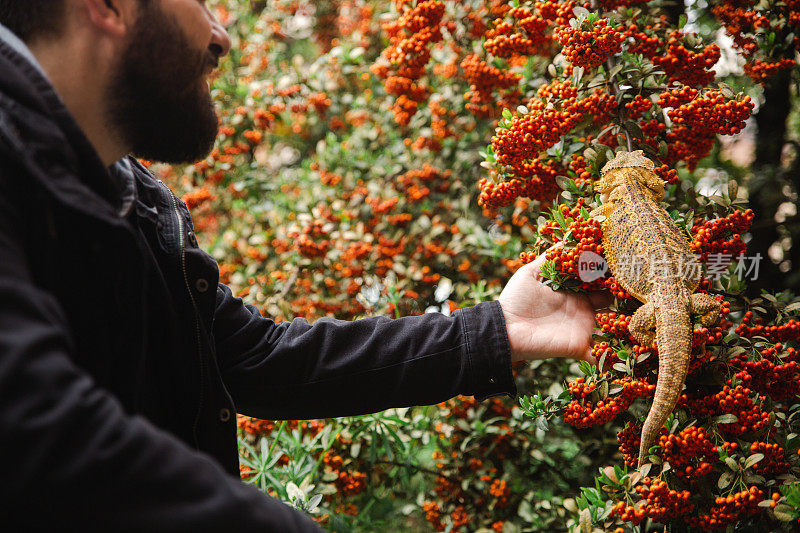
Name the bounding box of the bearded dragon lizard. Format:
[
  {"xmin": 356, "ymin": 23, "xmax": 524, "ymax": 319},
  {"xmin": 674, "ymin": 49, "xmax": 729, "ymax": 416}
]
[{"xmin": 590, "ymin": 150, "xmax": 720, "ymax": 468}]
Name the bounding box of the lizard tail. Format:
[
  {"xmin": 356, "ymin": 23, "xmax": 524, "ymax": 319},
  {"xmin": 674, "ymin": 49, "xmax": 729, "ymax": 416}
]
[{"xmin": 637, "ymin": 299, "xmax": 692, "ymax": 468}]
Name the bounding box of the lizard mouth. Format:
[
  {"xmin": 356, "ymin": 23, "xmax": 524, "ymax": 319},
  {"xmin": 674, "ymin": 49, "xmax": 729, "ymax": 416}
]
[{"xmin": 599, "ymin": 192, "xmax": 609, "ymax": 203}]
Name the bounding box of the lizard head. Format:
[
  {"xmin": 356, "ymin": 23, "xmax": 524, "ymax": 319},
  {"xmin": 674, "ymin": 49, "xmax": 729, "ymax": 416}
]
[{"xmin": 594, "ymin": 150, "xmax": 665, "ymax": 202}]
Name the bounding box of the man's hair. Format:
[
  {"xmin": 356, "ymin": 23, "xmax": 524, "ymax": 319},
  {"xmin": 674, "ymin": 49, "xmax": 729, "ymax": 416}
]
[
  {"xmin": 0, "ymin": 0, "xmax": 150, "ymax": 43},
  {"xmin": 0, "ymin": 0, "xmax": 67, "ymax": 42}
]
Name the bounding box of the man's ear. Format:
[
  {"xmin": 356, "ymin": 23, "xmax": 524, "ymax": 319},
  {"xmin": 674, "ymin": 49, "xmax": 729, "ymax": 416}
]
[{"xmin": 81, "ymin": 0, "xmax": 139, "ymax": 38}]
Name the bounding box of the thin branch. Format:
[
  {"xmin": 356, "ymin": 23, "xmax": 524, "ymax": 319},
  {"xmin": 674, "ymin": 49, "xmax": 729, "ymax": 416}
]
[
  {"xmin": 266, "ymin": 266, "xmax": 301, "ymax": 306},
  {"xmin": 605, "ymin": 57, "xmax": 633, "ymax": 151}
]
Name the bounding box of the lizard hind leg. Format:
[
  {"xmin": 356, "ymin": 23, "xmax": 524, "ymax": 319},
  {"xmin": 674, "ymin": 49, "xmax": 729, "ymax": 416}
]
[
  {"xmin": 629, "ymin": 301, "xmax": 656, "ymax": 347},
  {"xmin": 690, "ymin": 293, "xmax": 721, "ymax": 328}
]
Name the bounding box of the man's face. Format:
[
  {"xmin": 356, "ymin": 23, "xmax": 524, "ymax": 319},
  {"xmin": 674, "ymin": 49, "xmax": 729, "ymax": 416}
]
[{"xmin": 107, "ymin": 0, "xmax": 229, "ymax": 164}]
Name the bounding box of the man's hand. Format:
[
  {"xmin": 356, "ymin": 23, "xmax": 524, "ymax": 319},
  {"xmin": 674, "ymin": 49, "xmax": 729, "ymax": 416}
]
[{"xmin": 498, "ymin": 249, "xmax": 612, "ymax": 364}]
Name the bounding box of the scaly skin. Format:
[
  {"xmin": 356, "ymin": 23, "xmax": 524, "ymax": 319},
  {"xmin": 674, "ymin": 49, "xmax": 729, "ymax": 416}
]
[{"xmin": 590, "ymin": 151, "xmax": 720, "ymax": 468}]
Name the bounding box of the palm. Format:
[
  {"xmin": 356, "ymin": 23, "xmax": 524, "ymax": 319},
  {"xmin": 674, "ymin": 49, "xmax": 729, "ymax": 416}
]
[{"xmin": 498, "ymin": 254, "xmax": 609, "ymax": 363}]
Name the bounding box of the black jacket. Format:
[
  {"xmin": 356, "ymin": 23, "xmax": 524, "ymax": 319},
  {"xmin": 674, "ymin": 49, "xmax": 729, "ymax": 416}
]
[{"xmin": 0, "ymin": 39, "xmax": 516, "ymax": 531}]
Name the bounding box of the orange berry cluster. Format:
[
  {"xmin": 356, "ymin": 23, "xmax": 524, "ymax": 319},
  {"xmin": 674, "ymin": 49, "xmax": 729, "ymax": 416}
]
[
  {"xmin": 634, "ymin": 478, "xmax": 694, "ymax": 523},
  {"xmin": 654, "ymin": 164, "xmax": 679, "ymax": 184},
  {"xmin": 294, "ymin": 221, "xmax": 331, "ymax": 258},
  {"xmin": 536, "ymin": 0, "xmax": 580, "ymax": 27},
  {"xmin": 533, "ymin": 78, "xmax": 578, "ymax": 101},
  {"xmin": 789, "ymin": 0, "xmax": 800, "ymax": 29},
  {"xmin": 617, "ymin": 421, "xmax": 649, "ymax": 467},
  {"xmin": 727, "ymin": 343, "xmax": 800, "ymax": 400},
  {"xmin": 744, "ymin": 58, "xmax": 797, "ymax": 83},
  {"xmin": 554, "ymin": 17, "xmax": 623, "ymax": 68},
  {"xmin": 485, "ymin": 23, "xmax": 534, "ymax": 58},
  {"xmin": 657, "ymin": 85, "xmax": 699, "ymax": 108},
  {"xmin": 667, "ymin": 89, "xmax": 753, "ymax": 136},
  {"xmin": 603, "ymin": 276, "xmax": 631, "ymax": 300},
  {"xmin": 665, "ymin": 89, "xmax": 754, "ymax": 168},
  {"xmin": 722, "ymin": 405, "xmax": 770, "ymax": 436},
  {"xmin": 376, "ymin": 0, "xmax": 446, "ymax": 125},
  {"xmin": 323, "ymin": 451, "xmax": 367, "ymax": 496},
  {"xmin": 658, "ymin": 427, "xmax": 716, "ymax": 481},
  {"xmin": 596, "ymin": 311, "xmax": 632, "ymax": 340},
  {"xmin": 422, "ymin": 501, "xmax": 444, "ymax": 531},
  {"xmin": 319, "ymin": 169, "xmax": 343, "ymax": 186},
  {"xmin": 482, "ymin": 78, "xmax": 615, "ymax": 205},
  {"xmin": 564, "ymin": 376, "xmax": 654, "ymax": 428},
  {"xmin": 183, "ymin": 187, "xmax": 216, "ymax": 210},
  {"xmin": 686, "ymin": 487, "xmax": 763, "ymax": 531},
  {"xmin": 654, "ymin": 32, "xmax": 721, "ymax": 87},
  {"xmin": 679, "ymin": 384, "xmax": 753, "ymax": 418},
  {"xmin": 610, "ymin": 476, "xmax": 695, "ymax": 525},
  {"xmin": 483, "ymin": 5, "xmax": 551, "ymax": 58},
  {"xmin": 735, "ymin": 311, "xmax": 800, "ymax": 343},
  {"xmin": 428, "ymin": 97, "xmax": 456, "ymax": 141},
  {"xmin": 492, "ymin": 108, "xmax": 579, "ymax": 173},
  {"xmin": 488, "ymin": 478, "xmax": 511, "ymax": 507},
  {"xmin": 749, "ymin": 442, "xmax": 791, "ymax": 475},
  {"xmin": 542, "ymin": 203, "xmax": 607, "ymax": 285},
  {"xmin": 568, "ymin": 154, "xmax": 593, "ymax": 183},
  {"xmin": 478, "ymin": 158, "xmax": 562, "ymax": 208},
  {"xmin": 623, "ymin": 22, "xmax": 664, "ymax": 59},
  {"xmin": 484, "ymin": 21, "xmax": 531, "ymax": 57},
  {"xmin": 610, "ymin": 500, "xmax": 646, "ymax": 526},
  {"xmin": 395, "ymin": 164, "xmax": 451, "ymax": 195},
  {"xmin": 624, "ymin": 94, "xmax": 653, "ymax": 119},
  {"xmin": 491, "ymin": 80, "xmax": 613, "ymax": 179},
  {"xmin": 509, "ymin": 6, "xmax": 550, "ymax": 46},
  {"xmin": 711, "ymin": 3, "xmax": 770, "ymax": 55},
  {"xmin": 461, "ymin": 53, "xmax": 520, "ymax": 116},
  {"xmin": 691, "ymin": 209, "xmax": 754, "ymax": 262}
]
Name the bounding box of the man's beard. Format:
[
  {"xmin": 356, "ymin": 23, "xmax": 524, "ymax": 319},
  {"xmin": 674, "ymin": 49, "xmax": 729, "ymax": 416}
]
[{"xmin": 107, "ymin": 3, "xmax": 220, "ymax": 164}]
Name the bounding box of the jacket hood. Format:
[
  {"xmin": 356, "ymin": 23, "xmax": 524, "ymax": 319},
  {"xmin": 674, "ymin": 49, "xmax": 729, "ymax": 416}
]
[{"xmin": 0, "ymin": 39, "xmax": 133, "ymax": 221}]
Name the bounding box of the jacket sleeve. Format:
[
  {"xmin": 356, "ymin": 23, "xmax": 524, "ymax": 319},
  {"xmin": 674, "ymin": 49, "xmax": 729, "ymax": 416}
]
[
  {"xmin": 0, "ymin": 177, "xmax": 322, "ymax": 531},
  {"xmin": 213, "ymin": 283, "xmax": 517, "ymax": 421}
]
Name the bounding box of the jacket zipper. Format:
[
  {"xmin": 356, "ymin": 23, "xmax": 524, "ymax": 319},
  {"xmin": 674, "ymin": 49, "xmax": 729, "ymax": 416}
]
[{"xmin": 161, "ymin": 181, "xmax": 206, "ymax": 450}]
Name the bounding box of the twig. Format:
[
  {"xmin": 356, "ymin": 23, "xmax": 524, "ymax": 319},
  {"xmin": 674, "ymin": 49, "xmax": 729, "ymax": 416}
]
[
  {"xmin": 266, "ymin": 266, "xmax": 301, "ymax": 306},
  {"xmin": 605, "ymin": 57, "xmax": 633, "ymax": 152},
  {"xmin": 371, "ymin": 459, "xmax": 459, "ymax": 482}
]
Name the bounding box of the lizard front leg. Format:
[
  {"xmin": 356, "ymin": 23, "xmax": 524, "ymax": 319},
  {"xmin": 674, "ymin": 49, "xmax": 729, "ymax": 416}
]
[
  {"xmin": 629, "ymin": 301, "xmax": 656, "ymax": 347},
  {"xmin": 690, "ymin": 293, "xmax": 721, "ymax": 328}
]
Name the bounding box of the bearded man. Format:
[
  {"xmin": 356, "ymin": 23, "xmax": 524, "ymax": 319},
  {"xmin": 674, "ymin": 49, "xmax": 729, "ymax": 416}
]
[{"xmin": 0, "ymin": 0, "xmax": 607, "ymax": 530}]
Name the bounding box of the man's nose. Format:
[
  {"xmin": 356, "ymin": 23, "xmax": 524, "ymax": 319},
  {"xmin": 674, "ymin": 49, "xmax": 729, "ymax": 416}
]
[{"xmin": 208, "ymin": 12, "xmax": 232, "ymax": 58}]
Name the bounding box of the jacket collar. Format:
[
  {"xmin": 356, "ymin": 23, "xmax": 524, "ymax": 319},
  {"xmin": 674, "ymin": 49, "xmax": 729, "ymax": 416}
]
[
  {"xmin": 0, "ymin": 37, "xmax": 137, "ymax": 221},
  {"xmin": 0, "ymin": 21, "xmax": 48, "ymax": 79}
]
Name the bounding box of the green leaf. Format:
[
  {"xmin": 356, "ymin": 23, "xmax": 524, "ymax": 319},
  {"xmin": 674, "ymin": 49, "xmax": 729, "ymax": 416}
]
[
  {"xmin": 714, "ymin": 414, "xmax": 739, "ymax": 424},
  {"xmin": 773, "ymin": 503, "xmax": 795, "ymax": 521},
  {"xmin": 718, "ymin": 470, "xmax": 734, "ymax": 489},
  {"xmin": 784, "ymin": 302, "xmax": 800, "ymax": 313},
  {"xmin": 536, "ymin": 415, "xmax": 549, "ymax": 432},
  {"xmin": 552, "ymin": 208, "xmax": 567, "ymax": 229},
  {"xmin": 744, "ymin": 453, "xmax": 765, "ymax": 469}
]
